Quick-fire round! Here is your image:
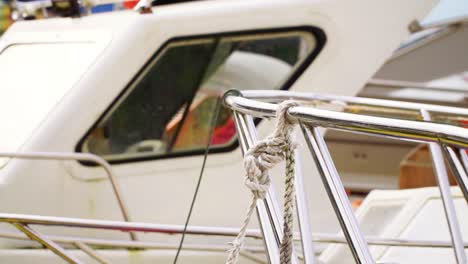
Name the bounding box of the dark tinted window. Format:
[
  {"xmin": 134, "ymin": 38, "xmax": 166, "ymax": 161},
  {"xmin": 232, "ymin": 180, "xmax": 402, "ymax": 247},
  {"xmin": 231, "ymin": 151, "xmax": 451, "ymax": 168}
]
[{"xmin": 82, "ymin": 31, "xmax": 316, "ymax": 162}]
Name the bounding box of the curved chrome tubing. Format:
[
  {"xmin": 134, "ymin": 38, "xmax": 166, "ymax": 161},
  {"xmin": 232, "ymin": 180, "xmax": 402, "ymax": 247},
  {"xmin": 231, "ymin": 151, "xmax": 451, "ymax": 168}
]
[
  {"xmin": 0, "ymin": 91, "xmax": 467, "ymax": 263},
  {"xmin": 0, "ymin": 151, "xmax": 136, "ymax": 241},
  {"xmin": 0, "ymin": 213, "xmax": 263, "ymax": 238},
  {"xmin": 1, "ymin": 213, "xmax": 467, "ymax": 264},
  {"xmin": 0, "ymin": 213, "xmax": 264, "ymax": 264},
  {"xmin": 224, "ymin": 90, "xmax": 468, "ymax": 264},
  {"xmin": 226, "ymin": 91, "xmax": 468, "ymax": 148},
  {"xmin": 228, "ymin": 90, "xmax": 468, "ymax": 201},
  {"xmin": 240, "ymin": 89, "xmax": 468, "ymax": 116}
]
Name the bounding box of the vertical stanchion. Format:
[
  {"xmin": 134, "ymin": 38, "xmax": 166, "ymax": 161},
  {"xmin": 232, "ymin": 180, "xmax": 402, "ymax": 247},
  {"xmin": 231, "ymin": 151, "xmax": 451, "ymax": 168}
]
[
  {"xmin": 300, "ymin": 124, "xmax": 374, "ymax": 264},
  {"xmin": 421, "ymin": 109, "xmax": 467, "ymax": 264},
  {"xmin": 442, "ymin": 146, "xmax": 468, "ymax": 204},
  {"xmin": 233, "ymin": 111, "xmax": 280, "ymax": 264},
  {"xmin": 294, "ymin": 149, "xmax": 317, "ymax": 263},
  {"xmin": 460, "ymin": 150, "xmax": 468, "ymax": 177}
]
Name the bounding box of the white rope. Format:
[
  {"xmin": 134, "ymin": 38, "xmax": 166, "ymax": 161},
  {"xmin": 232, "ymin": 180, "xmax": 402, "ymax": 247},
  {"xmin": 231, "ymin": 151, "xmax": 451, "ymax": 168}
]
[{"xmin": 226, "ymin": 100, "xmax": 299, "ymax": 264}]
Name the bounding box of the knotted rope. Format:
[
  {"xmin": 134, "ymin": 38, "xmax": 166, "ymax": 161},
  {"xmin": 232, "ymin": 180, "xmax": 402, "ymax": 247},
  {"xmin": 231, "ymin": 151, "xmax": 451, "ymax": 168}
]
[{"xmin": 226, "ymin": 100, "xmax": 299, "ymax": 264}]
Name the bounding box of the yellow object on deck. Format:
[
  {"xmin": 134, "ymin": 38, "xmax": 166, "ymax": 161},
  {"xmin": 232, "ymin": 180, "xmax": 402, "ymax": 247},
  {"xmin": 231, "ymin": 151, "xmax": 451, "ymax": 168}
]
[{"xmin": 0, "ymin": 3, "xmax": 12, "ymax": 34}]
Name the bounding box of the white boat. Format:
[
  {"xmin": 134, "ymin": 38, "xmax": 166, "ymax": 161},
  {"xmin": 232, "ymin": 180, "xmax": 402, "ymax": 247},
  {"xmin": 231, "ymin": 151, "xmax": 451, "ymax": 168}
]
[{"xmin": 0, "ymin": 0, "xmax": 467, "ymax": 263}]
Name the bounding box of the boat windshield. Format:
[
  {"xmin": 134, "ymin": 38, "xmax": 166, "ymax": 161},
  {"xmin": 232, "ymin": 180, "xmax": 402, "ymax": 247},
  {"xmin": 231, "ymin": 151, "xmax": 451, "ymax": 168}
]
[{"xmin": 0, "ymin": 42, "xmax": 101, "ymax": 168}]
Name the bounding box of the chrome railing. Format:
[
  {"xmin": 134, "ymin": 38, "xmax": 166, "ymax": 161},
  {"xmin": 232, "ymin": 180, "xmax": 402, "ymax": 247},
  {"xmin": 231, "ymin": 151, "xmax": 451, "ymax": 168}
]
[
  {"xmin": 236, "ymin": 89, "xmax": 468, "ymax": 201},
  {"xmin": 0, "ymin": 151, "xmax": 136, "ymax": 241},
  {"xmin": 1, "ymin": 212, "xmax": 466, "ymax": 263},
  {"xmin": 1, "ymin": 91, "xmax": 468, "ymax": 263},
  {"xmin": 224, "ymin": 90, "xmax": 468, "ymax": 264},
  {"xmin": 0, "ymin": 213, "xmax": 264, "ymax": 264}
]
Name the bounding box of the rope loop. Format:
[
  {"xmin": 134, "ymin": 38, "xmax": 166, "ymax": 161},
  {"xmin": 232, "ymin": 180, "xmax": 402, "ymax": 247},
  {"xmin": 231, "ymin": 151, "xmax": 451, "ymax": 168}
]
[
  {"xmin": 242, "ymin": 100, "xmax": 298, "ymax": 199},
  {"xmin": 227, "ymin": 100, "xmax": 299, "ymax": 264}
]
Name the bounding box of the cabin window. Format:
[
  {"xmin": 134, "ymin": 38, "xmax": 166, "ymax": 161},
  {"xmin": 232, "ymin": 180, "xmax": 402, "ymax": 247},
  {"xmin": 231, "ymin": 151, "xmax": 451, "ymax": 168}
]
[{"xmin": 81, "ymin": 30, "xmax": 318, "ymax": 162}]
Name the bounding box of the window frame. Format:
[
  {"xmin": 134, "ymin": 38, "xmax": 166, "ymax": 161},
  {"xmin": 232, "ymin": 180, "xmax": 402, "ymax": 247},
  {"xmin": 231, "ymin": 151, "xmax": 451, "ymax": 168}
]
[{"xmin": 76, "ymin": 26, "xmax": 326, "ymax": 165}]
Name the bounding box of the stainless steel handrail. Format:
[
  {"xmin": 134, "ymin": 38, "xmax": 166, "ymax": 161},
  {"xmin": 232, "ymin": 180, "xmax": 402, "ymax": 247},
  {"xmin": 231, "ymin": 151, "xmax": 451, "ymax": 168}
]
[
  {"xmin": 461, "ymin": 150, "xmax": 468, "ymax": 173},
  {"xmin": 0, "ymin": 229, "xmax": 267, "ymax": 263},
  {"xmin": 0, "ymin": 151, "xmax": 135, "ymax": 241},
  {"xmin": 1, "ymin": 92, "xmax": 467, "ymax": 263},
  {"xmin": 311, "ymin": 233, "xmax": 468, "ymax": 249},
  {"xmin": 421, "ymin": 111, "xmax": 467, "ymax": 264},
  {"xmin": 225, "ymin": 95, "xmax": 468, "ymax": 147},
  {"xmin": 293, "ymin": 149, "xmax": 317, "ymax": 264},
  {"xmin": 1, "ymin": 228, "xmax": 466, "ymax": 251},
  {"xmin": 239, "ymin": 90, "xmax": 468, "ymax": 117},
  {"xmin": 229, "ymin": 90, "xmax": 468, "ymax": 203},
  {"xmin": 224, "ymin": 90, "xmax": 468, "ymax": 264},
  {"xmin": 0, "ymin": 212, "xmax": 467, "ymax": 263},
  {"xmin": 0, "ymin": 229, "xmax": 263, "ymax": 249},
  {"xmin": 300, "ymin": 125, "xmax": 374, "ymax": 263},
  {"xmin": 0, "ymin": 213, "xmax": 264, "ymax": 264},
  {"xmin": 0, "ymin": 213, "xmax": 263, "ymax": 238}
]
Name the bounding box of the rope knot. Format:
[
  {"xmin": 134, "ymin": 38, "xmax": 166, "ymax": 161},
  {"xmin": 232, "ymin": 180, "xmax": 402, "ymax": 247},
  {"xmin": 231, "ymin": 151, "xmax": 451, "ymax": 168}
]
[
  {"xmin": 242, "ymin": 100, "xmax": 298, "ymax": 200},
  {"xmin": 227, "ymin": 100, "xmax": 300, "ymax": 264}
]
